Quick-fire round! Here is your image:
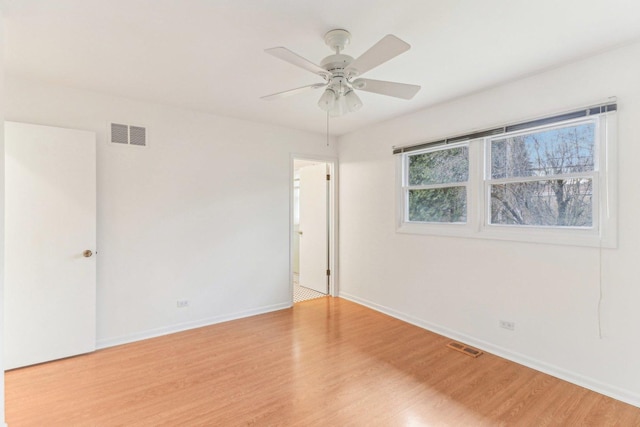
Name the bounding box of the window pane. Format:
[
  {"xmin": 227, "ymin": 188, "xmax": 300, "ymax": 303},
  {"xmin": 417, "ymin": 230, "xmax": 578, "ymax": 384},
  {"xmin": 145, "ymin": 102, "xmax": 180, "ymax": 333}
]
[
  {"xmin": 490, "ymin": 179, "xmax": 592, "ymax": 227},
  {"xmin": 491, "ymin": 123, "xmax": 595, "ymax": 179},
  {"xmin": 408, "ymin": 146, "xmax": 469, "ymax": 185},
  {"xmin": 409, "ymin": 187, "xmax": 467, "ymax": 223}
]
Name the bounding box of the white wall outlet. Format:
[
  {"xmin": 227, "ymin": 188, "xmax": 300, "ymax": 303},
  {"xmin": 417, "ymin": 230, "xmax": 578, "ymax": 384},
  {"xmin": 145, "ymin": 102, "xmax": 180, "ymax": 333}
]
[
  {"xmin": 499, "ymin": 320, "xmax": 515, "ymax": 331},
  {"xmin": 177, "ymin": 300, "xmax": 189, "ymax": 308}
]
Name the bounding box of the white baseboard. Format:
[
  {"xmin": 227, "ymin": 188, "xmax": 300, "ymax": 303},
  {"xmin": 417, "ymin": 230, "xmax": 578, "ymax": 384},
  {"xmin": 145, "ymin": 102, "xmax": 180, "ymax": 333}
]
[
  {"xmin": 96, "ymin": 302, "xmax": 291, "ymax": 350},
  {"xmin": 339, "ymin": 292, "xmax": 640, "ymax": 409}
]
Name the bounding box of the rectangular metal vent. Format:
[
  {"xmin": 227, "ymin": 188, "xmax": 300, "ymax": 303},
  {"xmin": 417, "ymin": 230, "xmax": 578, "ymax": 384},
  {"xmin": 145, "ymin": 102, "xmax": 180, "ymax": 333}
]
[
  {"xmin": 110, "ymin": 123, "xmax": 129, "ymax": 144},
  {"xmin": 447, "ymin": 341, "xmax": 483, "ymax": 358},
  {"xmin": 129, "ymin": 126, "xmax": 146, "ymax": 146},
  {"xmin": 110, "ymin": 123, "xmax": 147, "ymax": 147}
]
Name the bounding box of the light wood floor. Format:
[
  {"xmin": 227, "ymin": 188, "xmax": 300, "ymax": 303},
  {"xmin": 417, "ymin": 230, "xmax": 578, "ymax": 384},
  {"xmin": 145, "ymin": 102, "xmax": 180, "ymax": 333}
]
[{"xmin": 6, "ymin": 297, "xmax": 640, "ymax": 426}]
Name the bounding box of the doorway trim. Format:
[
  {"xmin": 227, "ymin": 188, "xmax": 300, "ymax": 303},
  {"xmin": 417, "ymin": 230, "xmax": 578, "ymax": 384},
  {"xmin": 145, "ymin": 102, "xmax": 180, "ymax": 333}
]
[{"xmin": 290, "ymin": 153, "xmax": 338, "ymax": 304}]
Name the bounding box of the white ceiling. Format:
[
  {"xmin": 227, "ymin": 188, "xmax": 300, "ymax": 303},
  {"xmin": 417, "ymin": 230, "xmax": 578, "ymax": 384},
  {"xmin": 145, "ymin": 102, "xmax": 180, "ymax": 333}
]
[{"xmin": 4, "ymin": 0, "xmax": 640, "ymax": 136}]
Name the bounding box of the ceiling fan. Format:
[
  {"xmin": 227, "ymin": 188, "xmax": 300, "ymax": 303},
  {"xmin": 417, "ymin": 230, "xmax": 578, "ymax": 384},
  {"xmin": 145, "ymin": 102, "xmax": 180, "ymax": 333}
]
[{"xmin": 262, "ymin": 29, "xmax": 421, "ymax": 117}]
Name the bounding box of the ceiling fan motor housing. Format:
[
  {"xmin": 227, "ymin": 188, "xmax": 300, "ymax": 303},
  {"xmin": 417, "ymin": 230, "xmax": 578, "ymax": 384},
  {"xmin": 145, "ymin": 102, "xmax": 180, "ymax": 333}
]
[
  {"xmin": 320, "ymin": 53, "xmax": 355, "ymax": 95},
  {"xmin": 320, "ymin": 54, "xmax": 353, "ymax": 71}
]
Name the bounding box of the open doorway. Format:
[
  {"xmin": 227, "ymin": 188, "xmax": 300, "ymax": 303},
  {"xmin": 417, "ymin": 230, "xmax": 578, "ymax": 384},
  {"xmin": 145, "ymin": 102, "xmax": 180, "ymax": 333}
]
[{"xmin": 292, "ymin": 157, "xmax": 336, "ymax": 303}]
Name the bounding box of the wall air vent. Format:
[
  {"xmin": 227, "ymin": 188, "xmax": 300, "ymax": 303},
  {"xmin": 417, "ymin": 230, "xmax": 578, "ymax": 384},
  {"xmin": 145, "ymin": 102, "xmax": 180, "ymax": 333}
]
[
  {"xmin": 129, "ymin": 126, "xmax": 146, "ymax": 146},
  {"xmin": 110, "ymin": 123, "xmax": 147, "ymax": 147},
  {"xmin": 447, "ymin": 341, "xmax": 483, "ymax": 358},
  {"xmin": 110, "ymin": 123, "xmax": 129, "ymax": 144}
]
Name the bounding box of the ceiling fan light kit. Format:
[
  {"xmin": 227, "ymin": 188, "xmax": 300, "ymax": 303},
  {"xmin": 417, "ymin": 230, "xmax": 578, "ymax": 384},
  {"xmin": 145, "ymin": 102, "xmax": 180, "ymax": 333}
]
[
  {"xmin": 344, "ymin": 90, "xmax": 363, "ymax": 112},
  {"xmin": 318, "ymin": 88, "xmax": 336, "ymax": 110},
  {"xmin": 263, "ymin": 29, "xmax": 421, "ymax": 117}
]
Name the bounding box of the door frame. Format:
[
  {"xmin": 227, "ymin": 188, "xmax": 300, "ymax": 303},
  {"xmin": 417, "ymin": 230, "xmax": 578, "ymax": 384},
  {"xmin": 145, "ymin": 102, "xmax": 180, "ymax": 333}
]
[{"xmin": 290, "ymin": 154, "xmax": 338, "ymax": 303}]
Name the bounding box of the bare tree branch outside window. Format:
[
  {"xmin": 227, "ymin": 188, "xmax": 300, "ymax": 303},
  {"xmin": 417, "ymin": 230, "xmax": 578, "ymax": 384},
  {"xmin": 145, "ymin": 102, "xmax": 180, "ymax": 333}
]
[{"xmin": 489, "ymin": 123, "xmax": 595, "ymax": 227}]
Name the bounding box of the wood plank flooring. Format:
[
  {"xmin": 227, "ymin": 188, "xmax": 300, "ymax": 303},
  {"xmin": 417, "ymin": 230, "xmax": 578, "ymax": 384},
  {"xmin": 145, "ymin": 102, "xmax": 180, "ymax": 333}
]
[{"xmin": 6, "ymin": 297, "xmax": 640, "ymax": 426}]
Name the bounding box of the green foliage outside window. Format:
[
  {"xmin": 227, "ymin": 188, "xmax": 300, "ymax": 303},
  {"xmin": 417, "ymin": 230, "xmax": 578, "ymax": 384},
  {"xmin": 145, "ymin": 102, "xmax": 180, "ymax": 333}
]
[{"xmin": 407, "ymin": 147, "xmax": 468, "ymax": 223}]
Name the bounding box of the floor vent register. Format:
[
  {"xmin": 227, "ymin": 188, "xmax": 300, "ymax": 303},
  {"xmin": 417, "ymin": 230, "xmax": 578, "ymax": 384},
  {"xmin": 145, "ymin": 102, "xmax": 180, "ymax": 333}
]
[{"xmin": 447, "ymin": 341, "xmax": 483, "ymax": 358}]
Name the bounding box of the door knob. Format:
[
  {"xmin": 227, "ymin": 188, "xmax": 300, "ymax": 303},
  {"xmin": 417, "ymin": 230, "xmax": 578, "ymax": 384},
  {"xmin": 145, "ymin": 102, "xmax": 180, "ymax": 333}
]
[
  {"xmin": 298, "ymin": 231, "xmax": 303, "ymax": 235},
  {"xmin": 83, "ymin": 250, "xmax": 93, "ymax": 258}
]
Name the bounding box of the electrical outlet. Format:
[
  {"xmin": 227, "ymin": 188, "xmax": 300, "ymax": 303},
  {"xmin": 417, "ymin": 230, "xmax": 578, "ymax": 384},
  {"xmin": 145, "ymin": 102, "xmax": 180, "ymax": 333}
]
[
  {"xmin": 177, "ymin": 300, "xmax": 189, "ymax": 308},
  {"xmin": 499, "ymin": 320, "xmax": 515, "ymax": 331}
]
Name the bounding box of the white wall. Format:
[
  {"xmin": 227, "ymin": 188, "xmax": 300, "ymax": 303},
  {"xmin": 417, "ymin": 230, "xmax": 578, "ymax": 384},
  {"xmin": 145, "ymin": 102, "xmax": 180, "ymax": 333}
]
[
  {"xmin": 5, "ymin": 76, "xmax": 336, "ymax": 347},
  {"xmin": 338, "ymin": 41, "xmax": 640, "ymax": 406},
  {"xmin": 0, "ymin": 4, "xmax": 6, "ymax": 423}
]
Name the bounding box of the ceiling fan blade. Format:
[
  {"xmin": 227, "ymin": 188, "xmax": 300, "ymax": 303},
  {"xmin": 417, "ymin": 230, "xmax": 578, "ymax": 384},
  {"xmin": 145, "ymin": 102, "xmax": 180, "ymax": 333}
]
[
  {"xmin": 344, "ymin": 35, "xmax": 410, "ymax": 77},
  {"xmin": 265, "ymin": 47, "xmax": 330, "ymax": 78},
  {"xmin": 352, "ymin": 78, "xmax": 421, "ymax": 100},
  {"xmin": 261, "ymin": 83, "xmax": 327, "ymax": 101}
]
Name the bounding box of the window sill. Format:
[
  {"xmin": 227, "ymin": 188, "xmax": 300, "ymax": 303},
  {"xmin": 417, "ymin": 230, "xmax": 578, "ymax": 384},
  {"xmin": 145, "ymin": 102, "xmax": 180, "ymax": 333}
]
[{"xmin": 397, "ymin": 222, "xmax": 616, "ymax": 248}]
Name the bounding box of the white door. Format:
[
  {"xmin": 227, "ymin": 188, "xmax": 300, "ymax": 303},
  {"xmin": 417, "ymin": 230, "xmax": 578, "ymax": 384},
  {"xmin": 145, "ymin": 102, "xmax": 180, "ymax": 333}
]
[
  {"xmin": 4, "ymin": 121, "xmax": 97, "ymax": 370},
  {"xmin": 298, "ymin": 163, "xmax": 328, "ymax": 294}
]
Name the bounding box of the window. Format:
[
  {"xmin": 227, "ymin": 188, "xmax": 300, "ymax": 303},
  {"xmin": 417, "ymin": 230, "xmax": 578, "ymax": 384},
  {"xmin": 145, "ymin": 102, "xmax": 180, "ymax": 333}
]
[
  {"xmin": 405, "ymin": 145, "xmax": 469, "ymax": 223},
  {"xmin": 396, "ymin": 104, "xmax": 616, "ymax": 247},
  {"xmin": 487, "ymin": 121, "xmax": 596, "ymax": 228}
]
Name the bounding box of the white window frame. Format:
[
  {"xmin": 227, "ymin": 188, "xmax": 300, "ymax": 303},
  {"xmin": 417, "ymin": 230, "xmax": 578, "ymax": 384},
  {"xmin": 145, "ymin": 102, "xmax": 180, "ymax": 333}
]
[
  {"xmin": 397, "ymin": 141, "xmax": 480, "ymax": 238},
  {"xmin": 397, "ymin": 112, "xmax": 617, "ymax": 248}
]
